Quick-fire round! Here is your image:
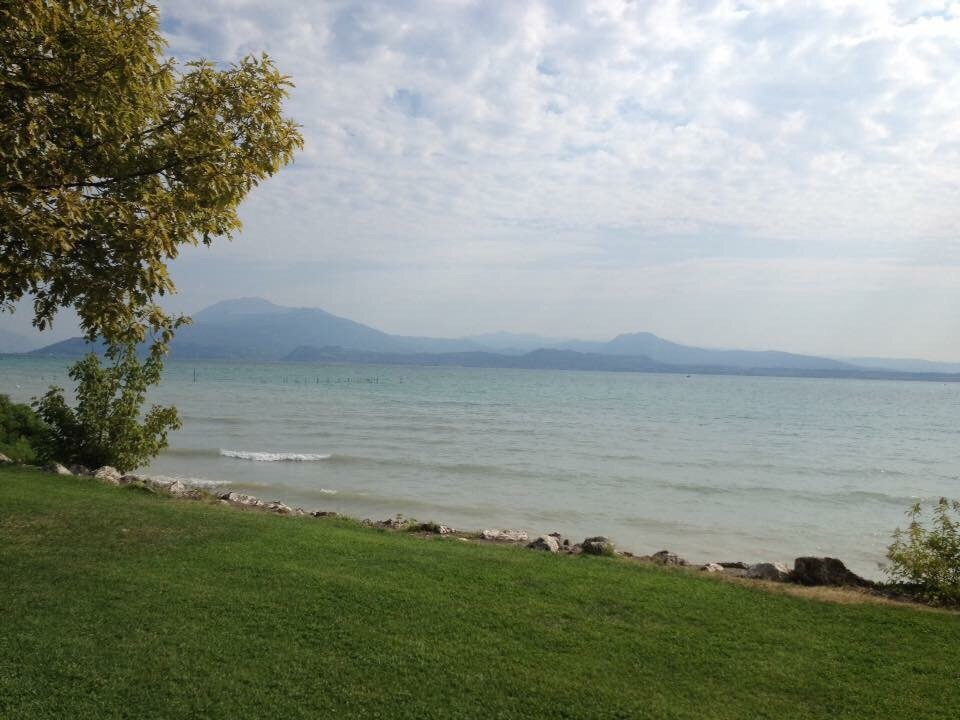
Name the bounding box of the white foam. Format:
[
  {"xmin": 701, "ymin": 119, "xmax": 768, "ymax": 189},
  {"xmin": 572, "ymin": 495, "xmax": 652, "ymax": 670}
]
[
  {"xmin": 149, "ymin": 474, "xmax": 228, "ymax": 487},
  {"xmin": 319, "ymin": 488, "xmax": 337, "ymax": 495},
  {"xmin": 220, "ymin": 449, "xmax": 332, "ymax": 462}
]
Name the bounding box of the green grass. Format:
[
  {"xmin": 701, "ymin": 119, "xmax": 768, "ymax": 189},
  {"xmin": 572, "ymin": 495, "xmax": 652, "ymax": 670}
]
[{"xmin": 1, "ymin": 466, "xmax": 958, "ymax": 719}]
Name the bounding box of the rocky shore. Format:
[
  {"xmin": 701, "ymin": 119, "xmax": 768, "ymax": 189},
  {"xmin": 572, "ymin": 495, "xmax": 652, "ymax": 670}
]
[{"xmin": 7, "ymin": 456, "xmax": 879, "ymax": 593}]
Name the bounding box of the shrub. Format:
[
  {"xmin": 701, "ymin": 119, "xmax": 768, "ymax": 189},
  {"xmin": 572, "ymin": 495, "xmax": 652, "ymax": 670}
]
[
  {"xmin": 34, "ymin": 343, "xmax": 181, "ymax": 473},
  {"xmin": 886, "ymin": 498, "xmax": 960, "ymax": 606},
  {"xmin": 0, "ymin": 394, "xmax": 50, "ymax": 464}
]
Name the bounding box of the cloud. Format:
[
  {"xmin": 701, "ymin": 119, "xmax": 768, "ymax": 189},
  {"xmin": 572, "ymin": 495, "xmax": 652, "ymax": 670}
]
[{"xmin": 6, "ymin": 1, "xmax": 960, "ymax": 357}]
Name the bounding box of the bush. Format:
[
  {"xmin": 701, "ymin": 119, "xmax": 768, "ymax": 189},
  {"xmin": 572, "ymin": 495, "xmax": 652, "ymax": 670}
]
[
  {"xmin": 886, "ymin": 498, "xmax": 960, "ymax": 606},
  {"xmin": 0, "ymin": 394, "xmax": 50, "ymax": 463},
  {"xmin": 34, "ymin": 343, "xmax": 181, "ymax": 473}
]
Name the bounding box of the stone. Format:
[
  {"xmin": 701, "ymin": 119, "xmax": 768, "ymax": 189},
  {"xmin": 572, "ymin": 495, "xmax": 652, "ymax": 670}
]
[
  {"xmin": 46, "ymin": 462, "xmax": 72, "ymax": 476},
  {"xmin": 165, "ymin": 480, "xmax": 189, "ymax": 497},
  {"xmin": 582, "ymin": 536, "xmax": 615, "ymax": 556},
  {"xmin": 791, "ymin": 557, "xmax": 873, "ymax": 588},
  {"xmin": 311, "ymin": 510, "xmax": 339, "ymax": 518},
  {"xmin": 746, "ymin": 562, "xmax": 791, "ymax": 582},
  {"xmin": 527, "ymin": 535, "xmax": 561, "ymax": 552},
  {"xmin": 264, "ymin": 501, "xmax": 292, "ymax": 514},
  {"xmin": 701, "ymin": 563, "xmax": 725, "ymax": 573},
  {"xmin": 118, "ymin": 474, "xmax": 145, "ymax": 485},
  {"xmin": 69, "ymin": 465, "xmax": 92, "ymax": 476},
  {"xmin": 218, "ymin": 491, "xmax": 263, "ymax": 507},
  {"xmin": 93, "ymin": 466, "xmax": 122, "ymax": 485},
  {"xmin": 481, "ymin": 529, "xmax": 528, "ymax": 543},
  {"xmin": 719, "ymin": 561, "xmax": 749, "ymax": 570},
  {"xmin": 651, "ymin": 550, "xmax": 687, "ymax": 566},
  {"xmin": 0, "ymin": 452, "xmax": 12, "ymax": 465}
]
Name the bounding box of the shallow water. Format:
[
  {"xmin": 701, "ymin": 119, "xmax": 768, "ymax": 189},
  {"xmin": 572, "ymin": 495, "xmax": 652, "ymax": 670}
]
[{"xmin": 4, "ymin": 356, "xmax": 959, "ymax": 577}]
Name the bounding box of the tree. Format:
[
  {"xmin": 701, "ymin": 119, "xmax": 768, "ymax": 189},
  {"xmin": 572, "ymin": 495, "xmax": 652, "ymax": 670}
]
[
  {"xmin": 0, "ymin": 0, "xmax": 303, "ymax": 346},
  {"xmin": 0, "ymin": 1, "xmax": 301, "ymax": 469},
  {"xmin": 35, "ymin": 341, "xmax": 180, "ymax": 472}
]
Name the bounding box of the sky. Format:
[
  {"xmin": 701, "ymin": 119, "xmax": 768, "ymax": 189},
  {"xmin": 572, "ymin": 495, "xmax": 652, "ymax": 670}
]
[{"xmin": 5, "ymin": 0, "xmax": 960, "ymax": 359}]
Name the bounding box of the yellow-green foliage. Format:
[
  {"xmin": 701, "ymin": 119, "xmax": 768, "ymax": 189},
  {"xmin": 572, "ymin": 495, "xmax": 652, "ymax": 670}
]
[
  {"xmin": 887, "ymin": 498, "xmax": 960, "ymax": 606},
  {"xmin": 0, "ymin": 1, "xmax": 303, "ymax": 346}
]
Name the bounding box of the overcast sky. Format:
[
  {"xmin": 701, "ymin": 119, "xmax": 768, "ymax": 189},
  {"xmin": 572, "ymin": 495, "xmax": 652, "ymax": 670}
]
[{"xmin": 6, "ymin": 1, "xmax": 960, "ymax": 358}]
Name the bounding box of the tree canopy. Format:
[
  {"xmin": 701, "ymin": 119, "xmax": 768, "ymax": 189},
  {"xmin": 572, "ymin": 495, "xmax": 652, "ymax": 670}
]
[{"xmin": 0, "ymin": 0, "xmax": 303, "ymax": 345}]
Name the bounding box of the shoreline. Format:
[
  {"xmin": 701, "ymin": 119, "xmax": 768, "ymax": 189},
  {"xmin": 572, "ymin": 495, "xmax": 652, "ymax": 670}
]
[{"xmin": 22, "ymin": 459, "xmax": 933, "ymax": 607}]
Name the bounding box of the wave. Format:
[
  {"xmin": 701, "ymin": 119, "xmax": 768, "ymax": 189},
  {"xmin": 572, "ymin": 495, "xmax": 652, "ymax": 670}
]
[
  {"xmin": 220, "ymin": 449, "xmax": 332, "ymax": 462},
  {"xmin": 148, "ymin": 474, "xmax": 229, "ymax": 488}
]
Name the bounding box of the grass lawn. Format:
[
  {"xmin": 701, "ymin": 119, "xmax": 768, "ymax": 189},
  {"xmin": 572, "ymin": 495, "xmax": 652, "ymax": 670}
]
[{"xmin": 1, "ymin": 466, "xmax": 958, "ymax": 719}]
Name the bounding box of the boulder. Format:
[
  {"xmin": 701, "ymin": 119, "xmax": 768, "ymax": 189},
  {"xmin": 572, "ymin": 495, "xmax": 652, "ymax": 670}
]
[
  {"xmin": 70, "ymin": 465, "xmax": 92, "ymax": 476},
  {"xmin": 548, "ymin": 531, "xmax": 570, "ymax": 547},
  {"xmin": 264, "ymin": 501, "xmax": 292, "ymax": 514},
  {"xmin": 93, "ymin": 466, "xmax": 122, "ymax": 485},
  {"xmin": 791, "ymin": 557, "xmax": 873, "ymax": 587},
  {"xmin": 165, "ymin": 480, "xmax": 189, "ymax": 497},
  {"xmin": 719, "ymin": 561, "xmax": 749, "ymax": 570},
  {"xmin": 217, "ymin": 491, "xmax": 263, "ymax": 507},
  {"xmin": 46, "ymin": 462, "xmax": 72, "ymax": 476},
  {"xmin": 701, "ymin": 563, "xmax": 725, "ymax": 573},
  {"xmin": 481, "ymin": 529, "xmax": 528, "ymax": 543},
  {"xmin": 651, "ymin": 550, "xmax": 687, "ymax": 566},
  {"xmin": 118, "ymin": 474, "xmax": 145, "ymax": 485},
  {"xmin": 311, "ymin": 510, "xmax": 339, "ymax": 518},
  {"xmin": 0, "ymin": 452, "xmax": 13, "ymax": 465},
  {"xmin": 582, "ymin": 536, "xmax": 615, "ymax": 556},
  {"xmin": 746, "ymin": 562, "xmax": 791, "ymax": 582},
  {"xmin": 527, "ymin": 535, "xmax": 561, "ymax": 553}
]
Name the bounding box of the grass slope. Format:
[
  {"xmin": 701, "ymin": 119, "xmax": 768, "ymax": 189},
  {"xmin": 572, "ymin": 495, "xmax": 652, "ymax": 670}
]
[{"xmin": 1, "ymin": 466, "xmax": 958, "ymax": 719}]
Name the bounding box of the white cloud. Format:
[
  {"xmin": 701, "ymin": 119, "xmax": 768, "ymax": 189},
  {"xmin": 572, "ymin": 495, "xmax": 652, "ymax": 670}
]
[{"xmin": 7, "ymin": 1, "xmax": 960, "ymax": 357}]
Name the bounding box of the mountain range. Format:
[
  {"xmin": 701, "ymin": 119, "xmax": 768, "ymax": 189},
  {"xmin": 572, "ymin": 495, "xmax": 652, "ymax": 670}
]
[{"xmin": 17, "ymin": 297, "xmax": 960, "ymax": 380}]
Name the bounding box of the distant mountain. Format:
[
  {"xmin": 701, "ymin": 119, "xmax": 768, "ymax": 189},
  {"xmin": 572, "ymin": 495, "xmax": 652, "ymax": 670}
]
[
  {"xmin": 28, "ymin": 297, "xmax": 958, "ymax": 380},
  {"xmin": 555, "ymin": 332, "xmax": 855, "ymax": 371},
  {"xmin": 459, "ymin": 331, "xmax": 574, "ymax": 354}
]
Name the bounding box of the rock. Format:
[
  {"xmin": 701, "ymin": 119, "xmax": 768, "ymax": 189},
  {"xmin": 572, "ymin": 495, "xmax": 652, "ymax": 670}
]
[
  {"xmin": 701, "ymin": 563, "xmax": 725, "ymax": 573},
  {"xmin": 651, "ymin": 550, "xmax": 687, "ymax": 566},
  {"xmin": 0, "ymin": 453, "xmax": 13, "ymax": 465},
  {"xmin": 791, "ymin": 557, "xmax": 873, "ymax": 587},
  {"xmin": 746, "ymin": 562, "xmax": 791, "ymax": 582},
  {"xmin": 165, "ymin": 480, "xmax": 189, "ymax": 497},
  {"xmin": 481, "ymin": 529, "xmax": 528, "ymax": 543},
  {"xmin": 582, "ymin": 536, "xmax": 615, "ymax": 556},
  {"xmin": 217, "ymin": 491, "xmax": 263, "ymax": 507},
  {"xmin": 527, "ymin": 535, "xmax": 561, "ymax": 553},
  {"xmin": 311, "ymin": 510, "xmax": 339, "ymax": 518},
  {"xmin": 378, "ymin": 516, "xmax": 414, "ymax": 529},
  {"xmin": 264, "ymin": 501, "xmax": 292, "ymax": 514},
  {"xmin": 46, "ymin": 462, "xmax": 72, "ymax": 476},
  {"xmin": 719, "ymin": 561, "xmax": 749, "ymax": 570},
  {"xmin": 118, "ymin": 474, "xmax": 144, "ymax": 485},
  {"xmin": 69, "ymin": 465, "xmax": 92, "ymax": 476},
  {"xmin": 93, "ymin": 466, "xmax": 122, "ymax": 485}
]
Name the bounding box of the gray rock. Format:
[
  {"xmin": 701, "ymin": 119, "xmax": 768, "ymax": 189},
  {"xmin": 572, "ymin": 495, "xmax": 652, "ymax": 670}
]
[
  {"xmin": 702, "ymin": 563, "xmax": 725, "ymax": 573},
  {"xmin": 582, "ymin": 536, "xmax": 615, "ymax": 556},
  {"xmin": 527, "ymin": 535, "xmax": 561, "ymax": 553},
  {"xmin": 0, "ymin": 453, "xmax": 12, "ymax": 465},
  {"xmin": 93, "ymin": 466, "xmax": 122, "ymax": 485},
  {"xmin": 311, "ymin": 510, "xmax": 339, "ymax": 518},
  {"xmin": 47, "ymin": 462, "xmax": 72, "ymax": 476},
  {"xmin": 217, "ymin": 491, "xmax": 263, "ymax": 507},
  {"xmin": 69, "ymin": 465, "xmax": 92, "ymax": 476},
  {"xmin": 264, "ymin": 501, "xmax": 292, "ymax": 514},
  {"xmin": 719, "ymin": 561, "xmax": 749, "ymax": 570},
  {"xmin": 118, "ymin": 474, "xmax": 145, "ymax": 485},
  {"xmin": 481, "ymin": 529, "xmax": 529, "ymax": 543},
  {"xmin": 746, "ymin": 562, "xmax": 791, "ymax": 582},
  {"xmin": 792, "ymin": 557, "xmax": 873, "ymax": 587},
  {"xmin": 651, "ymin": 550, "xmax": 687, "ymax": 566}
]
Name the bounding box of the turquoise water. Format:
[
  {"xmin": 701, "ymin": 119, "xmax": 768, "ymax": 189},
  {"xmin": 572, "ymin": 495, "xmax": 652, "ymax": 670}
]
[{"xmin": 4, "ymin": 356, "xmax": 960, "ymax": 576}]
